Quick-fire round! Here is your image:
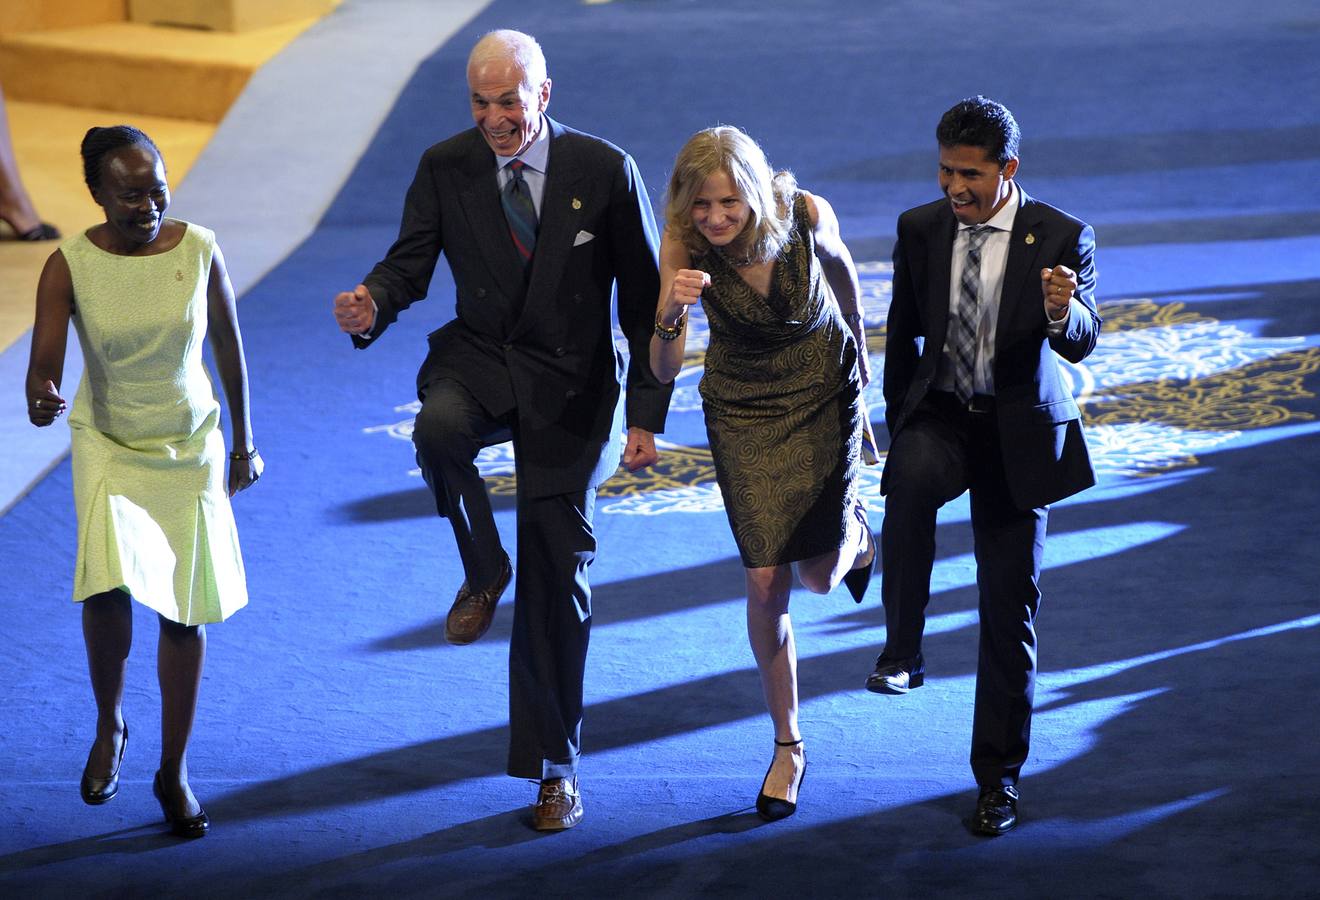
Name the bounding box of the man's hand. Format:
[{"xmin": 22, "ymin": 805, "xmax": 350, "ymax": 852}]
[
  {"xmin": 622, "ymin": 426, "xmax": 659, "ymax": 472},
  {"xmin": 334, "ymin": 284, "xmax": 376, "ymax": 335},
  {"xmin": 1041, "ymin": 265, "xmax": 1077, "ymax": 321}
]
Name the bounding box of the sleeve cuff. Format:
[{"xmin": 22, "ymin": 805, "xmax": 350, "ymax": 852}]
[
  {"xmin": 356, "ymin": 298, "xmax": 380, "ymax": 338},
  {"xmin": 1045, "ymin": 300, "xmax": 1071, "ymax": 336}
]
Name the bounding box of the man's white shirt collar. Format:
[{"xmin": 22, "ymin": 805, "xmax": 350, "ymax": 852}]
[
  {"xmin": 962, "ymin": 181, "xmax": 1018, "ymax": 234},
  {"xmin": 496, "ymin": 117, "xmax": 550, "ymax": 172}
]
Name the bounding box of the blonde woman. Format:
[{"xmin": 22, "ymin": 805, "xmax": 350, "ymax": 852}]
[{"xmin": 650, "ymin": 126, "xmax": 873, "ymax": 820}]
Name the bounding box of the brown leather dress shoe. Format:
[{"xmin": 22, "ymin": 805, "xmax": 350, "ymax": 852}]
[
  {"xmin": 530, "ymin": 776, "xmax": 583, "ymax": 831},
  {"xmin": 444, "ymin": 553, "xmax": 512, "ymax": 645}
]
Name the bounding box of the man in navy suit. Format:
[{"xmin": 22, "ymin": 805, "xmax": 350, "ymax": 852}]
[
  {"xmin": 332, "ymin": 29, "xmax": 670, "ymax": 831},
  {"xmin": 867, "ymin": 96, "xmax": 1100, "ymax": 835}
]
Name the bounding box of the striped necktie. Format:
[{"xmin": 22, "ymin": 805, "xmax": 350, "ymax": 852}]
[
  {"xmin": 951, "ymin": 225, "xmax": 992, "ymax": 403},
  {"xmin": 501, "ymin": 158, "xmax": 538, "ymax": 269}
]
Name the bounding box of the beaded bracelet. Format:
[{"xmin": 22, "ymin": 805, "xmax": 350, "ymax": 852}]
[
  {"xmin": 654, "ymin": 309, "xmax": 687, "ymax": 341},
  {"xmin": 229, "ymin": 447, "xmax": 259, "ymax": 462}
]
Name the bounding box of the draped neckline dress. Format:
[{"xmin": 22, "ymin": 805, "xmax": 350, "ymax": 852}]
[{"xmin": 695, "ymin": 193, "xmax": 863, "ymax": 568}]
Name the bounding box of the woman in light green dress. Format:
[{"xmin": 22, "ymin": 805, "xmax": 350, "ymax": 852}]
[{"xmin": 25, "ymin": 125, "xmax": 261, "ymax": 839}]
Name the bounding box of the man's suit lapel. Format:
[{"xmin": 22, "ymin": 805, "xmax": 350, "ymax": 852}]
[
  {"xmin": 456, "ymin": 136, "xmax": 526, "ymax": 304},
  {"xmin": 997, "ymin": 187, "xmax": 1046, "ymax": 344},
  {"xmin": 927, "ymin": 205, "xmax": 957, "ymax": 344},
  {"xmin": 511, "ymin": 119, "xmax": 586, "ymax": 339}
]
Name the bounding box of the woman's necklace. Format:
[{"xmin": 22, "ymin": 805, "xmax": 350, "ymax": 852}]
[{"xmin": 718, "ymin": 244, "xmax": 759, "ymax": 268}]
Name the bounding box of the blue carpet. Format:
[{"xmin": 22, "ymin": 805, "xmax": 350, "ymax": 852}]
[{"xmin": 3, "ymin": 0, "xmax": 1319, "ymax": 896}]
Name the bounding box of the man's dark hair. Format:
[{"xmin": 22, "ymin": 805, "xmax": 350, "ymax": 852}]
[{"xmin": 936, "ymin": 96, "xmax": 1020, "ymax": 166}]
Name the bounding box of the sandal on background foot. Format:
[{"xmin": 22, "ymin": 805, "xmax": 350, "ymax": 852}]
[{"xmin": 19, "ymin": 222, "xmax": 60, "ymax": 241}]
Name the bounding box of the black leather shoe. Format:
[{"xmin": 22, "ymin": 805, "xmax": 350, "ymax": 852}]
[
  {"xmin": 865, "ymin": 653, "xmax": 924, "ymax": 694},
  {"xmin": 80, "ymin": 723, "xmax": 127, "ymax": 805},
  {"xmin": 153, "ymin": 771, "xmax": 210, "ymax": 839},
  {"xmin": 841, "ymin": 504, "xmax": 876, "ymax": 604},
  {"xmin": 756, "ymin": 738, "xmax": 807, "ymax": 822},
  {"xmin": 445, "ymin": 552, "xmax": 512, "ymax": 645},
  {"xmin": 970, "ymin": 784, "xmax": 1019, "ymax": 836}
]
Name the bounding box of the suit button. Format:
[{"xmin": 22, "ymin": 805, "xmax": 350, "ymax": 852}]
[
  {"xmin": 476, "ymin": 288, "xmax": 487, "ymax": 298},
  {"xmin": 573, "ymin": 294, "xmax": 583, "ymax": 304},
  {"xmin": 565, "ymin": 389, "xmax": 577, "ymax": 399},
  {"xmin": 554, "ymin": 347, "xmax": 566, "ymax": 357}
]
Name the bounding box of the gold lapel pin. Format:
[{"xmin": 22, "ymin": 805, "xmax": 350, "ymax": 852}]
[
  {"xmin": 572, "ymin": 198, "xmax": 582, "ymax": 210},
  {"xmin": 1025, "ymin": 233, "xmax": 1036, "ymax": 245}
]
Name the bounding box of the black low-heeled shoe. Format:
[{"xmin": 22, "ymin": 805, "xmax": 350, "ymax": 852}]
[
  {"xmin": 153, "ymin": 771, "xmax": 209, "ymax": 839},
  {"xmin": 80, "ymin": 723, "xmax": 127, "ymax": 805},
  {"xmin": 756, "ymin": 738, "xmax": 807, "ymax": 822},
  {"xmin": 842, "ymin": 504, "xmax": 877, "ymax": 604}
]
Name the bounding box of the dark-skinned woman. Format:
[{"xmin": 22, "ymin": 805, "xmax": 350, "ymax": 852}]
[{"xmin": 25, "ymin": 125, "xmax": 261, "ymax": 838}]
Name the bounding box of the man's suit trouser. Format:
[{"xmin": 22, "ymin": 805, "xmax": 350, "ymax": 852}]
[
  {"xmin": 413, "ymin": 378, "xmax": 597, "ymax": 781},
  {"xmin": 880, "ymin": 391, "xmax": 1047, "ymax": 787}
]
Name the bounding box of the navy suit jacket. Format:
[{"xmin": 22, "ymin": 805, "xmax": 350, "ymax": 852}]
[
  {"xmin": 354, "ymin": 118, "xmax": 671, "ymax": 498},
  {"xmin": 882, "ymin": 186, "xmax": 1101, "ymax": 510}
]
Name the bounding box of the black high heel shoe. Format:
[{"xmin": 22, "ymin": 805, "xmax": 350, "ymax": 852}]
[
  {"xmin": 153, "ymin": 770, "xmax": 209, "ymax": 838},
  {"xmin": 80, "ymin": 723, "xmax": 127, "ymax": 805},
  {"xmin": 756, "ymin": 738, "xmax": 807, "ymax": 822},
  {"xmin": 842, "ymin": 503, "xmax": 876, "ymax": 604}
]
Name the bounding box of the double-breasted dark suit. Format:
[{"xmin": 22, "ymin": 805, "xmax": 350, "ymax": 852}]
[
  {"xmin": 352, "ymin": 117, "xmax": 670, "ymax": 779},
  {"xmin": 880, "ymin": 185, "xmax": 1100, "ymax": 787}
]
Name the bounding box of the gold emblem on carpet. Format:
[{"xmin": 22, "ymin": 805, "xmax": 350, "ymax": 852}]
[{"xmin": 365, "ymin": 267, "xmax": 1318, "ymax": 512}]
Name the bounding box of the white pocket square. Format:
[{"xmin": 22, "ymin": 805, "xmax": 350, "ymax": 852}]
[{"xmin": 573, "ymin": 230, "xmax": 595, "ymax": 246}]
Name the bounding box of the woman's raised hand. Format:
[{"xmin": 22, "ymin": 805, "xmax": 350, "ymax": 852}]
[{"xmin": 661, "ymin": 268, "xmax": 710, "ymax": 325}]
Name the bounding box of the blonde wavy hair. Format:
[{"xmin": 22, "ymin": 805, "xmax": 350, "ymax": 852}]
[{"xmin": 665, "ymin": 126, "xmax": 797, "ymax": 264}]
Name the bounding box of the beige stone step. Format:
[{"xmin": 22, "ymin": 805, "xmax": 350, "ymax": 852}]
[
  {"xmin": 0, "ymin": 0, "xmax": 126, "ymax": 34},
  {"xmin": 0, "ymin": 17, "xmax": 320, "ymax": 122},
  {"xmin": 129, "ymin": 0, "xmax": 336, "ymax": 32}
]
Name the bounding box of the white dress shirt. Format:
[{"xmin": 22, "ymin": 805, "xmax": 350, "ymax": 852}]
[
  {"xmin": 495, "ymin": 117, "xmax": 550, "ymax": 217},
  {"xmin": 358, "ymin": 118, "xmax": 553, "ymax": 335},
  {"xmin": 937, "ymin": 182, "xmax": 1070, "ymax": 396}
]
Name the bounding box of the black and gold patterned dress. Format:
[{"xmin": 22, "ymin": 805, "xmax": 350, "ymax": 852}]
[{"xmin": 697, "ymin": 193, "xmax": 863, "ymax": 568}]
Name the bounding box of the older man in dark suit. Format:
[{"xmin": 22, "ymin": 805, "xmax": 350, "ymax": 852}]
[
  {"xmin": 867, "ymin": 96, "xmax": 1100, "ymax": 836},
  {"xmin": 333, "ymin": 29, "xmax": 670, "ymax": 831}
]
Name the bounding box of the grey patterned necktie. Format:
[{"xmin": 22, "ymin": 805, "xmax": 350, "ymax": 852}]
[
  {"xmin": 501, "ymin": 158, "xmax": 537, "ymax": 269},
  {"xmin": 952, "ymin": 225, "xmax": 992, "ymax": 403}
]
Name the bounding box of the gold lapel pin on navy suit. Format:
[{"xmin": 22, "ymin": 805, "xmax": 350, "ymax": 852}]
[{"xmin": 1025, "ymin": 233, "xmax": 1036, "ymax": 245}]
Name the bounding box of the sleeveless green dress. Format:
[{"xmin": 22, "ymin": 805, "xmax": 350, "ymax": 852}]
[
  {"xmin": 696, "ymin": 193, "xmax": 863, "ymax": 568},
  {"xmin": 63, "ymin": 221, "xmax": 248, "ymax": 625}
]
